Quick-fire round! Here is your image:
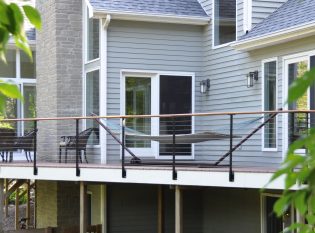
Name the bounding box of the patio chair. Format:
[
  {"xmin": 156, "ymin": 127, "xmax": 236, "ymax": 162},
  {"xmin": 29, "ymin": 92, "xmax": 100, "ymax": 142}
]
[
  {"xmin": 59, "ymin": 128, "xmax": 97, "ymax": 163},
  {"xmin": 14, "ymin": 129, "xmax": 38, "ymax": 162},
  {"xmin": 0, "ymin": 128, "xmax": 16, "ymax": 162}
]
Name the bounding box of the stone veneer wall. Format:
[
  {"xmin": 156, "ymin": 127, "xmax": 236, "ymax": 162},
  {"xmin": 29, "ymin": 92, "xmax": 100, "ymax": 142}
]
[{"xmin": 36, "ymin": 0, "xmax": 83, "ymax": 161}]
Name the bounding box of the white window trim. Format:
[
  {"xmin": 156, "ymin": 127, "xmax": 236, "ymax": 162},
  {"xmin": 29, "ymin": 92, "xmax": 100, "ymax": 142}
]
[
  {"xmin": 282, "ymin": 50, "xmax": 315, "ymax": 159},
  {"xmin": 83, "ymin": 1, "xmax": 101, "ymax": 64},
  {"xmin": 261, "ymin": 57, "xmax": 278, "ymax": 152},
  {"xmin": 261, "ymin": 193, "xmax": 296, "ymax": 233},
  {"xmin": 212, "ymin": 0, "xmax": 238, "ymax": 49},
  {"xmin": 120, "ymin": 69, "xmax": 195, "ymax": 160}
]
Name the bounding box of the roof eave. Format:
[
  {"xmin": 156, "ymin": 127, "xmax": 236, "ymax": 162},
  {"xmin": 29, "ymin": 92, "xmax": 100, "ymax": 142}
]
[
  {"xmin": 231, "ymin": 23, "xmax": 315, "ymax": 51},
  {"xmin": 93, "ymin": 10, "xmax": 210, "ymax": 25}
]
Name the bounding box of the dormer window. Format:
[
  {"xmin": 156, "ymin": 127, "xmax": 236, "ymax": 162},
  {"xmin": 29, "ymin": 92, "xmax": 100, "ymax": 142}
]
[{"xmin": 213, "ymin": 0, "xmax": 236, "ymax": 47}]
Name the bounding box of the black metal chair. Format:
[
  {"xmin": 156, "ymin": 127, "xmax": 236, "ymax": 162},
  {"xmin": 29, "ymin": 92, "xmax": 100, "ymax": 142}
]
[
  {"xmin": 14, "ymin": 129, "xmax": 38, "ymax": 162},
  {"xmin": 59, "ymin": 128, "xmax": 97, "ymax": 163}
]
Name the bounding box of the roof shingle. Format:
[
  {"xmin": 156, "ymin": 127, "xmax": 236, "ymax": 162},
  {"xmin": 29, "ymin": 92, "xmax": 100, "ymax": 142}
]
[
  {"xmin": 89, "ymin": 0, "xmax": 208, "ymax": 18},
  {"xmin": 240, "ymin": 0, "xmax": 315, "ymax": 40}
]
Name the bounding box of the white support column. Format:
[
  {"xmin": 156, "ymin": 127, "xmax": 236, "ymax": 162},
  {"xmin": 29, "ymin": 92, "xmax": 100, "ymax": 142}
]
[
  {"xmin": 80, "ymin": 182, "xmax": 87, "ymax": 233},
  {"xmin": 100, "ymin": 184, "xmax": 107, "ymax": 233},
  {"xmin": 0, "ymin": 179, "xmax": 4, "ymax": 233},
  {"xmin": 100, "ymin": 15, "xmax": 111, "ymax": 164},
  {"xmin": 175, "ymin": 186, "xmax": 183, "ymax": 233}
]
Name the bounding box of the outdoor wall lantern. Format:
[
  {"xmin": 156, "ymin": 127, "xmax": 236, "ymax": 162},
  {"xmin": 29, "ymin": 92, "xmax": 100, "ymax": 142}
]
[
  {"xmin": 200, "ymin": 79, "xmax": 210, "ymax": 94},
  {"xmin": 247, "ymin": 71, "xmax": 259, "ymax": 88}
]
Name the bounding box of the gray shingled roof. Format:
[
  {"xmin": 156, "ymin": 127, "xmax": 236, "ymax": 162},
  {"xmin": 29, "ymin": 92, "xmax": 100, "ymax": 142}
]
[
  {"xmin": 240, "ymin": 0, "xmax": 315, "ymax": 40},
  {"xmin": 89, "ymin": 0, "xmax": 208, "ymax": 17}
]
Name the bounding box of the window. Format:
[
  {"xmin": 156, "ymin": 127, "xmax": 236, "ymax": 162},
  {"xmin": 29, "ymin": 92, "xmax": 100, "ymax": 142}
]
[
  {"xmin": 213, "ymin": 0, "xmax": 236, "ymax": 47},
  {"xmin": 0, "ymin": 50, "xmax": 16, "ymax": 78},
  {"xmin": 263, "ymin": 60, "xmax": 277, "ymax": 150},
  {"xmin": 85, "ymin": 70, "xmax": 100, "ymax": 145},
  {"xmin": 125, "ymin": 77, "xmax": 152, "ymax": 148},
  {"xmin": 0, "ymin": 49, "xmax": 36, "ymax": 135},
  {"xmin": 86, "ymin": 10, "xmax": 99, "ymax": 61},
  {"xmin": 262, "ymin": 195, "xmax": 295, "ymax": 233}
]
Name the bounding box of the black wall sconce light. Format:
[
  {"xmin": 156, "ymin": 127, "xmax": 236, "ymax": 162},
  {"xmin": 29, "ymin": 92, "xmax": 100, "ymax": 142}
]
[
  {"xmin": 200, "ymin": 79, "xmax": 210, "ymax": 94},
  {"xmin": 247, "ymin": 71, "xmax": 259, "ymax": 88}
]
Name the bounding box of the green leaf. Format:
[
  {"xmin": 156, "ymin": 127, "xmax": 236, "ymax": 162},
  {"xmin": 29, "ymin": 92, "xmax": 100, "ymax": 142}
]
[
  {"xmin": 22, "ymin": 5, "xmax": 41, "ymax": 29},
  {"xmin": 8, "ymin": 3, "xmax": 24, "ymax": 34},
  {"xmin": 274, "ymin": 194, "xmax": 293, "ymax": 216},
  {"xmin": 0, "ymin": 82, "xmax": 22, "ymax": 100},
  {"xmin": 293, "ymin": 191, "xmax": 307, "ymax": 215}
]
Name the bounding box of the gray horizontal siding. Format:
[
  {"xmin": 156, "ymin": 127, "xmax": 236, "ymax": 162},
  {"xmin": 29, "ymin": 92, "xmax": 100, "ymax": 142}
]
[
  {"xmin": 107, "ymin": 20, "xmax": 204, "ymax": 163},
  {"xmin": 252, "ymin": 0, "xmax": 287, "ymax": 26}
]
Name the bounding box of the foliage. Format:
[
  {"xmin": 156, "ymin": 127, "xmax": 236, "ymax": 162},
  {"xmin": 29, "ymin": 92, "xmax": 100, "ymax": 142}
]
[
  {"xmin": 267, "ymin": 67, "xmax": 315, "ymax": 233},
  {"xmin": 0, "ymin": 0, "xmax": 41, "ymax": 114}
]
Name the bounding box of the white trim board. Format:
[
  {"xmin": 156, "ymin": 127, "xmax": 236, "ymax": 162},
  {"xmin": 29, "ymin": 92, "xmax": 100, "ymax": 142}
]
[
  {"xmin": 93, "ymin": 10, "xmax": 210, "ymax": 25},
  {"xmin": 0, "ymin": 165, "xmax": 298, "ymax": 190}
]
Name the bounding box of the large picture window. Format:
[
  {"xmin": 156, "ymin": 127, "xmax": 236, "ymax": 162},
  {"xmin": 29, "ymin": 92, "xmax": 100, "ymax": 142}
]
[
  {"xmin": 213, "ymin": 0, "xmax": 236, "ymax": 47},
  {"xmin": 0, "ymin": 49, "xmax": 36, "ymax": 135},
  {"xmin": 263, "ymin": 60, "xmax": 277, "ymax": 150}
]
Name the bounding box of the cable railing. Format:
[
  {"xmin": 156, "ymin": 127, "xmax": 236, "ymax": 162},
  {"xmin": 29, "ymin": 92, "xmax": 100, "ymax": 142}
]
[{"xmin": 0, "ymin": 110, "xmax": 314, "ymax": 182}]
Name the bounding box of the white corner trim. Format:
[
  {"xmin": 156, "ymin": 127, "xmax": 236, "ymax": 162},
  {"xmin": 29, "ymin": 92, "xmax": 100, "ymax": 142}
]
[
  {"xmin": 232, "ymin": 22, "xmax": 315, "ymax": 51},
  {"xmin": 84, "ymin": 0, "xmax": 94, "ymax": 18},
  {"xmin": 93, "ymin": 10, "xmax": 210, "ymax": 25}
]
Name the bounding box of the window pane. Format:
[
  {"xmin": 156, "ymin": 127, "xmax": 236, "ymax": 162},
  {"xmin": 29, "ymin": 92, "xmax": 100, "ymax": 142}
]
[
  {"xmin": 87, "ymin": 18, "xmax": 100, "ymax": 61},
  {"xmin": 264, "ymin": 61, "xmax": 277, "ymax": 148},
  {"xmin": 125, "ymin": 77, "xmax": 151, "ymax": 148},
  {"xmin": 214, "ymin": 0, "xmax": 236, "ymax": 46},
  {"xmin": 288, "ymin": 60, "xmax": 308, "ymax": 145},
  {"xmin": 0, "ymin": 50, "xmax": 16, "ymax": 78},
  {"xmin": 86, "ymin": 70, "xmax": 99, "ymax": 144},
  {"xmin": 23, "ymin": 85, "xmax": 36, "ymax": 133},
  {"xmin": 0, "ymin": 97, "xmax": 18, "ymax": 132},
  {"xmin": 21, "ymin": 51, "xmax": 36, "ymax": 79}
]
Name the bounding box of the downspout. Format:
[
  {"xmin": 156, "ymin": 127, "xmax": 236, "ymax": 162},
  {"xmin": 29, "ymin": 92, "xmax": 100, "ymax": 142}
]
[{"xmin": 100, "ymin": 14, "xmax": 111, "ymax": 165}]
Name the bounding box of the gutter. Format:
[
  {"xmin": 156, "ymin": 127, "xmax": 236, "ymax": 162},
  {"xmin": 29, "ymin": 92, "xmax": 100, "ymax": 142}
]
[
  {"xmin": 231, "ymin": 22, "xmax": 315, "ymax": 51},
  {"xmin": 93, "ymin": 10, "xmax": 210, "ymax": 25}
]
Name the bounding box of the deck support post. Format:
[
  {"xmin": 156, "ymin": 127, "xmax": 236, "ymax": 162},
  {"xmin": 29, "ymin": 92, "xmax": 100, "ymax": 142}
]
[
  {"xmin": 4, "ymin": 179, "xmax": 8, "ymax": 218},
  {"xmin": 80, "ymin": 181, "xmax": 87, "ymax": 233},
  {"xmin": 175, "ymin": 186, "xmax": 183, "ymax": 233},
  {"xmin": 101, "ymin": 184, "xmax": 107, "ymax": 233},
  {"xmin": 0, "ymin": 179, "xmax": 4, "ymax": 233},
  {"xmin": 26, "ymin": 180, "xmax": 30, "ymax": 229},
  {"xmin": 15, "ymin": 184, "xmax": 19, "ymax": 230},
  {"xmin": 157, "ymin": 185, "xmax": 164, "ymax": 233}
]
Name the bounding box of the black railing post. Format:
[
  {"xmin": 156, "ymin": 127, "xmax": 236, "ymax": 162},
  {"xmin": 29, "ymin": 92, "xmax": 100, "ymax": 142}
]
[
  {"xmin": 122, "ymin": 118, "xmax": 126, "ymax": 178},
  {"xmin": 229, "ymin": 114, "xmax": 234, "ymax": 182},
  {"xmin": 76, "ymin": 119, "xmax": 80, "ymax": 177},
  {"xmin": 172, "ymin": 117, "xmax": 177, "ymax": 180},
  {"xmin": 33, "ymin": 120, "xmax": 38, "ymax": 175}
]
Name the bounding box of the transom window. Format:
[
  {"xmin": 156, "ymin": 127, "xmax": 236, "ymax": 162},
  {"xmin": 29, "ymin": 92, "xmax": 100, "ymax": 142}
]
[
  {"xmin": 213, "ymin": 0, "xmax": 236, "ymax": 47},
  {"xmin": 86, "ymin": 8, "xmax": 99, "ymax": 62},
  {"xmin": 0, "ymin": 49, "xmax": 36, "ymax": 135}
]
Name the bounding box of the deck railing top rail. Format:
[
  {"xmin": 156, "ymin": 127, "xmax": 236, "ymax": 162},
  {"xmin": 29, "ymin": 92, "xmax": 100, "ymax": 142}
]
[{"xmin": 0, "ymin": 109, "xmax": 314, "ymax": 122}]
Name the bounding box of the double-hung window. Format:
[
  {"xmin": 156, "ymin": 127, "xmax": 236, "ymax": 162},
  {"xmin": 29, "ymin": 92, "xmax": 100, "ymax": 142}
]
[
  {"xmin": 262, "ymin": 59, "xmax": 277, "ymax": 150},
  {"xmin": 213, "ymin": 0, "xmax": 236, "ymax": 47}
]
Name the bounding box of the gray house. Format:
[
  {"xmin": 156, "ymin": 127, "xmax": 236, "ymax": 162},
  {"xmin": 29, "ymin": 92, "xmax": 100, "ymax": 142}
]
[{"xmin": 0, "ymin": 0, "xmax": 314, "ymax": 232}]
